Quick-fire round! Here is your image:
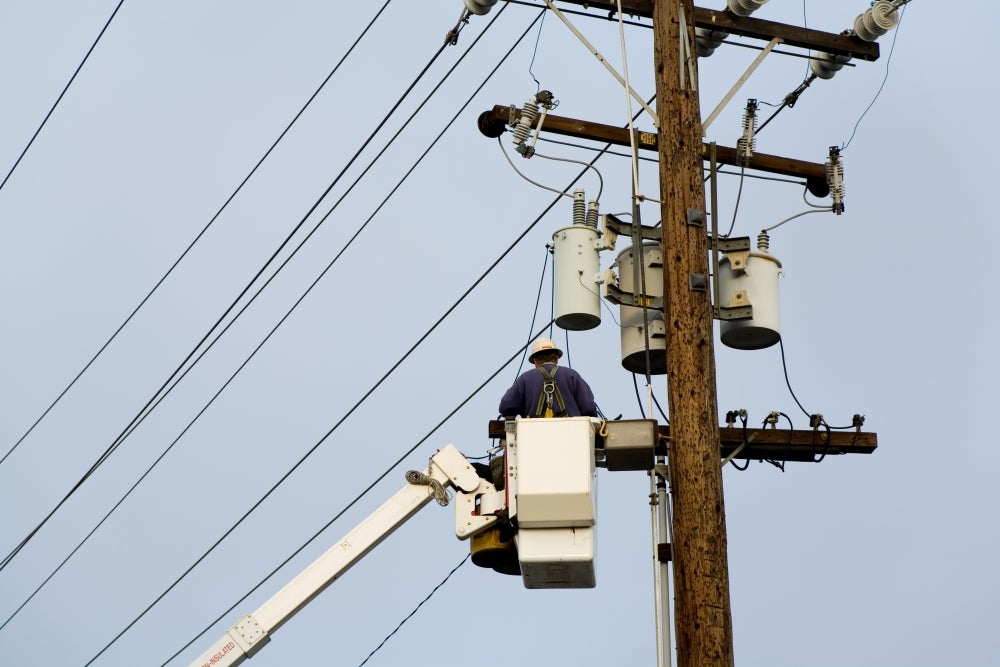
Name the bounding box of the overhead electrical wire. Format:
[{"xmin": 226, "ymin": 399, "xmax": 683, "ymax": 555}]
[
  {"xmin": 777, "ymin": 337, "xmax": 856, "ymax": 431},
  {"xmin": 157, "ymin": 321, "xmax": 555, "ymax": 666},
  {"xmin": 356, "ymin": 554, "xmax": 471, "ymax": 667},
  {"xmin": 761, "ymin": 208, "xmax": 826, "ymax": 232},
  {"xmin": 165, "ymin": 93, "xmax": 663, "ymax": 662},
  {"xmin": 537, "ymin": 135, "xmax": 818, "ymax": 188},
  {"xmin": 125, "ymin": 36, "xmax": 652, "ymax": 667},
  {"xmin": 0, "ymin": 0, "xmax": 395, "ymax": 469},
  {"xmin": 3, "ymin": 0, "xmax": 515, "ymax": 641},
  {"xmin": 0, "ymin": 0, "xmax": 125, "ymax": 195},
  {"xmin": 841, "ymin": 4, "xmax": 906, "ymax": 151},
  {"xmin": 86, "ymin": 11, "xmax": 584, "ymax": 666},
  {"xmin": 725, "ymin": 410, "xmax": 750, "ymax": 470},
  {"xmin": 0, "ymin": 0, "xmax": 468, "ymax": 578},
  {"xmin": 615, "ymin": 0, "xmax": 659, "ymax": 408},
  {"xmin": 7, "ymin": 3, "xmax": 893, "ymax": 663},
  {"xmin": 527, "ymin": 0, "xmax": 548, "ymax": 90},
  {"xmin": 513, "ymin": 245, "xmax": 553, "ymax": 381},
  {"xmin": 630, "ymin": 373, "xmax": 670, "ymax": 423},
  {"xmin": 722, "ymin": 167, "xmax": 746, "ymax": 237},
  {"xmin": 159, "ymin": 51, "xmax": 657, "ymax": 667},
  {"xmin": 499, "ymin": 142, "xmax": 604, "ymax": 200},
  {"xmin": 54, "ymin": 4, "xmax": 651, "ymax": 658}
]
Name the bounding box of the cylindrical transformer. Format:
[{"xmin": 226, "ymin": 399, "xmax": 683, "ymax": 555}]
[
  {"xmin": 718, "ymin": 247, "xmax": 783, "ymax": 350},
  {"xmin": 616, "ymin": 242, "xmax": 666, "ymax": 374},
  {"xmin": 552, "ymin": 225, "xmax": 601, "ymax": 331}
]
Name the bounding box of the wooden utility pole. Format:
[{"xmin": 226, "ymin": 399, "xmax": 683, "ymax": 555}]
[
  {"xmin": 480, "ymin": 5, "xmax": 883, "ymax": 666},
  {"xmin": 652, "ymin": 2, "xmax": 734, "ymax": 666}
]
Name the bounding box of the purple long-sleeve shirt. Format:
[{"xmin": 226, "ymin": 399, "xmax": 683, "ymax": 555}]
[{"xmin": 498, "ymin": 363, "xmax": 598, "ymax": 418}]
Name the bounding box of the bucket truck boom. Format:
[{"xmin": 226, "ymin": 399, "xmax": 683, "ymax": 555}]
[{"xmin": 189, "ymin": 444, "xmax": 498, "ymax": 667}]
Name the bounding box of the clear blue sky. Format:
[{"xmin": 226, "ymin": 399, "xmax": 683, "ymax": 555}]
[{"xmin": 1, "ymin": 2, "xmax": 996, "ymax": 666}]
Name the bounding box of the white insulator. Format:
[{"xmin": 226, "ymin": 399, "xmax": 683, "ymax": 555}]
[
  {"xmin": 512, "ymin": 98, "xmax": 538, "ymax": 146},
  {"xmin": 726, "ymin": 0, "xmax": 768, "ymax": 18},
  {"xmin": 853, "ymin": 1, "xmax": 899, "ymax": 42},
  {"xmin": 572, "ymin": 189, "xmax": 586, "ymax": 226},
  {"xmin": 826, "ymin": 149, "xmax": 846, "ymax": 214},
  {"xmin": 695, "ymin": 27, "xmax": 726, "ymax": 58},
  {"xmin": 586, "ymin": 200, "xmax": 599, "ymax": 229},
  {"xmin": 736, "ymin": 136, "xmax": 754, "ymax": 164},
  {"xmin": 809, "ymin": 51, "xmax": 853, "ymax": 80},
  {"xmin": 463, "ymin": 0, "xmax": 498, "ymax": 16},
  {"xmin": 737, "ymin": 99, "xmax": 757, "ymax": 165}
]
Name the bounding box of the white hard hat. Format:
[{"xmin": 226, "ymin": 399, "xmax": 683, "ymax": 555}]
[{"xmin": 529, "ymin": 338, "xmax": 563, "ymax": 362}]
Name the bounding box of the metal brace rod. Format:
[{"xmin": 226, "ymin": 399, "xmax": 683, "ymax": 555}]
[
  {"xmin": 702, "ymin": 36, "xmax": 782, "ymax": 134},
  {"xmin": 543, "ymin": 0, "xmax": 660, "ymax": 127}
]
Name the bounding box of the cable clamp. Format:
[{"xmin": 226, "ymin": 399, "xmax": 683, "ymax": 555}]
[{"xmin": 852, "ymin": 414, "xmax": 865, "ymax": 431}]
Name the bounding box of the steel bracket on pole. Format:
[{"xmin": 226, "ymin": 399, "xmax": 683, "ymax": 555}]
[
  {"xmin": 603, "ymin": 213, "xmax": 662, "ymax": 252},
  {"xmin": 718, "ymin": 304, "xmax": 753, "ymax": 321},
  {"xmin": 604, "ymin": 282, "xmax": 664, "ymax": 310},
  {"xmin": 708, "ymin": 234, "xmax": 753, "ymax": 320},
  {"xmin": 709, "ymin": 235, "xmax": 751, "ymax": 254},
  {"xmin": 687, "ymin": 208, "xmax": 706, "ymax": 228}
]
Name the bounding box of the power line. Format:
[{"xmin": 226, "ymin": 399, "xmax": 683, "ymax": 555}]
[
  {"xmin": 158, "ymin": 322, "xmax": 552, "ymax": 666},
  {"xmin": 27, "ymin": 5, "xmax": 639, "ymax": 659},
  {"xmin": 841, "ymin": 4, "xmax": 906, "ymax": 151},
  {"xmin": 159, "ymin": 69, "xmax": 652, "ymax": 667},
  {"xmin": 81, "ymin": 11, "xmax": 543, "ymax": 667},
  {"xmin": 95, "ymin": 146, "xmax": 553, "ymax": 664},
  {"xmin": 0, "ymin": 0, "xmax": 510, "ymax": 633},
  {"xmin": 0, "ymin": 1, "xmax": 459, "ymax": 577},
  {"xmin": 356, "ymin": 554, "xmax": 470, "ymax": 667},
  {"xmin": 0, "ymin": 0, "xmax": 394, "ymax": 469},
  {"xmin": 0, "ymin": 1, "xmax": 125, "ymax": 195}
]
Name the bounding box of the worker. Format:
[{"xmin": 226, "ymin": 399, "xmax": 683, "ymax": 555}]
[
  {"xmin": 499, "ymin": 338, "xmax": 598, "ymax": 418},
  {"xmin": 475, "ymin": 337, "xmax": 596, "ymax": 575}
]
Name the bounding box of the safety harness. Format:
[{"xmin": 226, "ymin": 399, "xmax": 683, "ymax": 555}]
[{"xmin": 533, "ymin": 365, "xmax": 567, "ymax": 418}]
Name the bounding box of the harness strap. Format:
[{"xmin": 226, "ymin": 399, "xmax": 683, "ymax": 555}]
[{"xmin": 533, "ymin": 366, "xmax": 567, "ymax": 417}]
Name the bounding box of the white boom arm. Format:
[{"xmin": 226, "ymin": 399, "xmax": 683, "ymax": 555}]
[{"xmin": 189, "ymin": 444, "xmax": 495, "ymax": 667}]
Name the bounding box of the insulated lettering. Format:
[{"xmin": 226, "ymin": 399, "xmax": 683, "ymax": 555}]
[{"xmin": 201, "ymin": 641, "xmax": 236, "ymax": 667}]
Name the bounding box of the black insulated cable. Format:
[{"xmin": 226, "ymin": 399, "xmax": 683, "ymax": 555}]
[
  {"xmin": 0, "ymin": 0, "xmax": 394, "ymax": 470},
  {"xmin": 1, "ymin": 0, "xmax": 451, "ymax": 579},
  {"xmin": 0, "ymin": 0, "xmax": 504, "ymax": 633},
  {"xmin": 0, "ymin": 1, "xmax": 125, "ymax": 195}
]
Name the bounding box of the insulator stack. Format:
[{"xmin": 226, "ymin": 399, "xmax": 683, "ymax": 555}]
[
  {"xmin": 572, "ymin": 189, "xmax": 586, "ymax": 226},
  {"xmin": 726, "ymin": 0, "xmax": 768, "ymax": 17},
  {"xmin": 512, "ymin": 97, "xmax": 538, "ymax": 148},
  {"xmin": 463, "ymin": 0, "xmax": 499, "ymax": 15},
  {"xmin": 585, "ymin": 200, "xmax": 599, "ymax": 229},
  {"xmin": 826, "ymin": 146, "xmax": 845, "ymax": 214},
  {"xmin": 695, "ymin": 27, "xmax": 727, "ymax": 58},
  {"xmin": 810, "ymin": 51, "xmax": 852, "ymax": 80},
  {"xmin": 737, "ymin": 99, "xmax": 758, "ymax": 165},
  {"xmin": 853, "ymin": 1, "xmax": 900, "ymax": 42}
]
